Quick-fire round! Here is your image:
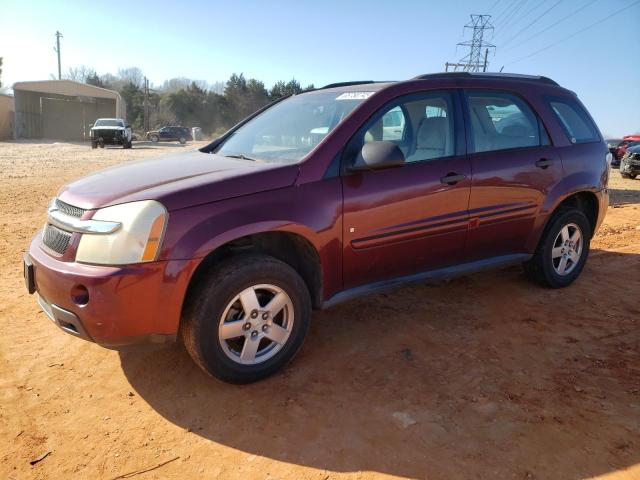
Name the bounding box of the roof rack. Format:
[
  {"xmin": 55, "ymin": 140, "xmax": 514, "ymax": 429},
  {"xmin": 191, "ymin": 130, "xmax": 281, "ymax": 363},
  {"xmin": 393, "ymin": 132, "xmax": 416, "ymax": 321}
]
[
  {"xmin": 412, "ymin": 72, "xmax": 559, "ymax": 86},
  {"xmin": 320, "ymin": 81, "xmax": 376, "ymax": 89}
]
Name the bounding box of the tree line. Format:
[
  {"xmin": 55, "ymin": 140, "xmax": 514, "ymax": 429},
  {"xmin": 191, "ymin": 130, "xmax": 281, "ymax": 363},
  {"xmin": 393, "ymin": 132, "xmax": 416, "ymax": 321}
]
[{"xmin": 64, "ymin": 66, "xmax": 314, "ymax": 135}]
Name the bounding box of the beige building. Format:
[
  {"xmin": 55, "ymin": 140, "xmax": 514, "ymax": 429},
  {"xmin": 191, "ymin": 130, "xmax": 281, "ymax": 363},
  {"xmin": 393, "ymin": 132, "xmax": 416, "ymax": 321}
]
[
  {"xmin": 0, "ymin": 94, "xmax": 14, "ymax": 140},
  {"xmin": 13, "ymin": 80, "xmax": 125, "ymax": 141}
]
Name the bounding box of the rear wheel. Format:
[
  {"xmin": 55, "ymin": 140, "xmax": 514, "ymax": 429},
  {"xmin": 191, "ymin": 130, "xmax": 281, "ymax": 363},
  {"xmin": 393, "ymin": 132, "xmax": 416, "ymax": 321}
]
[
  {"xmin": 524, "ymin": 209, "xmax": 591, "ymax": 288},
  {"xmin": 181, "ymin": 255, "xmax": 311, "ymax": 383},
  {"xmin": 179, "ymin": 137, "xmax": 187, "ymax": 144},
  {"xmin": 621, "ymin": 172, "xmax": 637, "ymax": 179},
  {"xmin": 91, "ymin": 142, "xmax": 97, "ymax": 149}
]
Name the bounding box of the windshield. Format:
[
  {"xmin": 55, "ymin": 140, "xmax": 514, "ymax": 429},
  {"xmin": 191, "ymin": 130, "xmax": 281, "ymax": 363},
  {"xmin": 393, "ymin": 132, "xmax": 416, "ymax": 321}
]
[
  {"xmin": 94, "ymin": 119, "xmax": 124, "ymax": 127},
  {"xmin": 215, "ymin": 91, "xmax": 370, "ymax": 164}
]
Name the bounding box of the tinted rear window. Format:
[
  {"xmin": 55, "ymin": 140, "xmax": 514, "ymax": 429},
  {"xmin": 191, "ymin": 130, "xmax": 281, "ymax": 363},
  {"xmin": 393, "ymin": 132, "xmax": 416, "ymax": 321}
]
[{"xmin": 549, "ymin": 99, "xmax": 600, "ymax": 144}]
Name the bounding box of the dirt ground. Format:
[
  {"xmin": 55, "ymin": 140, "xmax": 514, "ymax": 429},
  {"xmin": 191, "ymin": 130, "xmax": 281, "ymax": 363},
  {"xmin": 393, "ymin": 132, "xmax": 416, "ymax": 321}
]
[{"xmin": 0, "ymin": 140, "xmax": 638, "ymax": 480}]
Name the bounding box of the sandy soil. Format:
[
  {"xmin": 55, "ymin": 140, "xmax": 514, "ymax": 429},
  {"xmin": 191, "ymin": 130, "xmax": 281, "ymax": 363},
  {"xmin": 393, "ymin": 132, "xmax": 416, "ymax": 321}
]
[{"xmin": 0, "ymin": 140, "xmax": 638, "ymax": 480}]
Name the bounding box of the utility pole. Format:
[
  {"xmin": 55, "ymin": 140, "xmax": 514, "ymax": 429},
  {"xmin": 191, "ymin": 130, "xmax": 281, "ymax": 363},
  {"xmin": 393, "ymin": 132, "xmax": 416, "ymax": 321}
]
[
  {"xmin": 54, "ymin": 31, "xmax": 63, "ymax": 80},
  {"xmin": 143, "ymin": 77, "xmax": 150, "ymax": 132},
  {"xmin": 445, "ymin": 15, "xmax": 495, "ymax": 72}
]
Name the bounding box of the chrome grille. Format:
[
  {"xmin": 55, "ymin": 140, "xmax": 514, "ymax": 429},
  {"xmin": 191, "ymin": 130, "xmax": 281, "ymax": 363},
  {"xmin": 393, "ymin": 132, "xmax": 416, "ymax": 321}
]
[
  {"xmin": 43, "ymin": 224, "xmax": 72, "ymax": 254},
  {"xmin": 55, "ymin": 198, "xmax": 86, "ymax": 218}
]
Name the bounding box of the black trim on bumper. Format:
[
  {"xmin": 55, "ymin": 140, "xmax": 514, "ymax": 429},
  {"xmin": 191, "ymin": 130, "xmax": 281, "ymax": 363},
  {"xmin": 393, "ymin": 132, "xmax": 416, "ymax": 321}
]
[{"xmin": 37, "ymin": 295, "xmax": 93, "ymax": 341}]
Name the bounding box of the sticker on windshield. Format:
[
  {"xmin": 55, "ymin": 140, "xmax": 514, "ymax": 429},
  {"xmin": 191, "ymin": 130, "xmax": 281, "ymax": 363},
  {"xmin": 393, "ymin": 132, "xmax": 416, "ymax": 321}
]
[{"xmin": 336, "ymin": 92, "xmax": 375, "ymax": 100}]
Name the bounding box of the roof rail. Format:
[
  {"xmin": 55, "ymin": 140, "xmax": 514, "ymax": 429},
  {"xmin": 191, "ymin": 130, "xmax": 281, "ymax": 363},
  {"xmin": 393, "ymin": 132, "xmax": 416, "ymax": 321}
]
[
  {"xmin": 412, "ymin": 72, "xmax": 559, "ymax": 86},
  {"xmin": 320, "ymin": 81, "xmax": 377, "ymax": 89}
]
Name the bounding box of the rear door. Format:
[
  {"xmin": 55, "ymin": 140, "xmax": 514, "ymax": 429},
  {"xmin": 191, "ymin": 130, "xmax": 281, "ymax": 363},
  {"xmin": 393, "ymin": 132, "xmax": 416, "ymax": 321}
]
[
  {"xmin": 463, "ymin": 90, "xmax": 563, "ymax": 260},
  {"xmin": 341, "ymin": 90, "xmax": 471, "ymax": 289}
]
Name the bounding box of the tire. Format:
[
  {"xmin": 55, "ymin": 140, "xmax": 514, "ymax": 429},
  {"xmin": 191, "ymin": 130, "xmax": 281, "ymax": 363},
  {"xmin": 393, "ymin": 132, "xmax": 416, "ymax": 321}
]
[
  {"xmin": 123, "ymin": 140, "xmax": 132, "ymax": 149},
  {"xmin": 181, "ymin": 254, "xmax": 311, "ymax": 384},
  {"xmin": 524, "ymin": 209, "xmax": 591, "ymax": 288},
  {"xmin": 151, "ymin": 135, "xmax": 159, "ymax": 143},
  {"xmin": 621, "ymin": 173, "xmax": 632, "ymax": 179},
  {"xmin": 91, "ymin": 142, "xmax": 97, "ymax": 149},
  {"xmin": 179, "ymin": 137, "xmax": 187, "ymax": 144}
]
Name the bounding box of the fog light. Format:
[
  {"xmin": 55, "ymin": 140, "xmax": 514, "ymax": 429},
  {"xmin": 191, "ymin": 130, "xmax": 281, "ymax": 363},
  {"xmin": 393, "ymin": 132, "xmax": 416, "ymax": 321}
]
[{"xmin": 70, "ymin": 285, "xmax": 89, "ymax": 306}]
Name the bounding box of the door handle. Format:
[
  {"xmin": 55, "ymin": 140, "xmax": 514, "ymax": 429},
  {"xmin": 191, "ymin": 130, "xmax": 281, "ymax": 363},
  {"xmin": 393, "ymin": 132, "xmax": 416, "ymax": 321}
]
[
  {"xmin": 536, "ymin": 158, "xmax": 553, "ymax": 169},
  {"xmin": 440, "ymin": 173, "xmax": 467, "ymax": 185}
]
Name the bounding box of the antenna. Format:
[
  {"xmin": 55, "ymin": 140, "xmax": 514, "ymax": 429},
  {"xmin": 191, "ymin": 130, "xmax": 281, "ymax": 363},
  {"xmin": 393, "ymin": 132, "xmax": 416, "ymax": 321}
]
[{"xmin": 445, "ymin": 15, "xmax": 495, "ymax": 72}]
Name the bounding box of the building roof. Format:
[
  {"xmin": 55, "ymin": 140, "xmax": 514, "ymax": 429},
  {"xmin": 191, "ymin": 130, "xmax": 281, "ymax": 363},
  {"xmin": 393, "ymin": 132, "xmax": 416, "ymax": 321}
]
[{"xmin": 13, "ymin": 80, "xmax": 120, "ymax": 100}]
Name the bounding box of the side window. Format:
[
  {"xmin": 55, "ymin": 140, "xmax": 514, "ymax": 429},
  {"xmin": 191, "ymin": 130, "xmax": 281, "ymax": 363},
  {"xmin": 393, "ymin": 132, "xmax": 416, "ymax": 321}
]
[
  {"xmin": 549, "ymin": 99, "xmax": 600, "ymax": 144},
  {"xmin": 356, "ymin": 92, "xmax": 456, "ymax": 164},
  {"xmin": 380, "ymin": 107, "xmax": 405, "ymax": 141},
  {"xmin": 466, "ymin": 91, "xmax": 541, "ymax": 153}
]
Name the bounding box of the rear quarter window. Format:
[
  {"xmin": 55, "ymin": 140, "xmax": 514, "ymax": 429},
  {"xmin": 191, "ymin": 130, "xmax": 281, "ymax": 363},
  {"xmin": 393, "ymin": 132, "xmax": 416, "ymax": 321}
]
[{"xmin": 548, "ymin": 98, "xmax": 600, "ymax": 144}]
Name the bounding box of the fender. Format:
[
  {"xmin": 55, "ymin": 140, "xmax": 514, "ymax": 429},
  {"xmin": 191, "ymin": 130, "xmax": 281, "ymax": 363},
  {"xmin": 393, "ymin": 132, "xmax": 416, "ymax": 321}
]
[
  {"xmin": 525, "ymin": 170, "xmax": 604, "ymax": 252},
  {"xmin": 160, "ymin": 178, "xmax": 344, "ymax": 301}
]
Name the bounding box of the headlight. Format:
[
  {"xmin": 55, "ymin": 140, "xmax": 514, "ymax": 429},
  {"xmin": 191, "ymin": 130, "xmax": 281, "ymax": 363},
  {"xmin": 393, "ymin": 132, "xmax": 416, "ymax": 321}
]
[{"xmin": 76, "ymin": 200, "xmax": 167, "ymax": 265}]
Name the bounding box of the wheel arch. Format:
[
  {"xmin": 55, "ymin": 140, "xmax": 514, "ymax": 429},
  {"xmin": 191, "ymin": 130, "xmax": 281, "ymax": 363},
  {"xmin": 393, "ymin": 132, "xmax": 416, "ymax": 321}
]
[
  {"xmin": 181, "ymin": 229, "xmax": 324, "ymax": 324},
  {"xmin": 530, "ymin": 189, "xmax": 600, "ymax": 253}
]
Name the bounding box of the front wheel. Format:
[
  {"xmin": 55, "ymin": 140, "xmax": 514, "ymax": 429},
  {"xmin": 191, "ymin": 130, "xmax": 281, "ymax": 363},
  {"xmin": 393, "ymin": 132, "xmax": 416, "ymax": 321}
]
[
  {"xmin": 179, "ymin": 137, "xmax": 187, "ymax": 144},
  {"xmin": 181, "ymin": 255, "xmax": 311, "ymax": 383},
  {"xmin": 150, "ymin": 135, "xmax": 159, "ymax": 143}
]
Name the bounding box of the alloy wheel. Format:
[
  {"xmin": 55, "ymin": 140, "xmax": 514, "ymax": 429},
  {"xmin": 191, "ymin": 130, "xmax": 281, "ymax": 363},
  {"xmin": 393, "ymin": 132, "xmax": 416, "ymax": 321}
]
[
  {"xmin": 551, "ymin": 222, "xmax": 583, "ymax": 276},
  {"xmin": 218, "ymin": 284, "xmax": 294, "ymax": 365}
]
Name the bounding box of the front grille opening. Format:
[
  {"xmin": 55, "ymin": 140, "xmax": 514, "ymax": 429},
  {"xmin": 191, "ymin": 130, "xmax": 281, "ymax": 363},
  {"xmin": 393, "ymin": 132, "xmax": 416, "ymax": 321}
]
[
  {"xmin": 43, "ymin": 224, "xmax": 72, "ymax": 254},
  {"xmin": 55, "ymin": 199, "xmax": 86, "ymax": 218}
]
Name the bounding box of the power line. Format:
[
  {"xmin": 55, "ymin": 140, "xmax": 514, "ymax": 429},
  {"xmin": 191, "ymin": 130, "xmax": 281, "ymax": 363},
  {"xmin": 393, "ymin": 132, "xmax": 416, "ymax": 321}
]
[
  {"xmin": 494, "ymin": 0, "xmax": 551, "ymax": 39},
  {"xmin": 505, "ymin": 0, "xmax": 600, "ymax": 51},
  {"xmin": 488, "ymin": 0, "xmax": 502, "ymax": 14},
  {"xmin": 501, "ymin": 0, "xmax": 564, "ymax": 47},
  {"xmin": 504, "ymin": 0, "xmax": 640, "ymax": 65},
  {"xmin": 493, "ymin": 0, "xmax": 520, "ymax": 26},
  {"xmin": 495, "ymin": 0, "xmax": 528, "ymax": 30}
]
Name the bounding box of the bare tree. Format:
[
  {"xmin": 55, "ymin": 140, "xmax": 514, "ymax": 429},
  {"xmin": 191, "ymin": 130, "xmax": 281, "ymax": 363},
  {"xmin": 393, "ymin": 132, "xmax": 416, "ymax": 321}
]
[
  {"xmin": 64, "ymin": 65, "xmax": 97, "ymax": 83},
  {"xmin": 117, "ymin": 67, "xmax": 144, "ymax": 88}
]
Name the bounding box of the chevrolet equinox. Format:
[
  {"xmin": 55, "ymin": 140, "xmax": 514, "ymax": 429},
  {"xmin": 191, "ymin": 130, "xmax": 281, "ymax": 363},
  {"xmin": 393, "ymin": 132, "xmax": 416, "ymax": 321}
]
[{"xmin": 23, "ymin": 72, "xmax": 610, "ymax": 383}]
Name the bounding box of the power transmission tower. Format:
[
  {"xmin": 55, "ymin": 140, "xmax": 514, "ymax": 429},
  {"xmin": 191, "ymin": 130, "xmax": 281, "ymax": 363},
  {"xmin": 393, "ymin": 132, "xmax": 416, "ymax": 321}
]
[
  {"xmin": 54, "ymin": 31, "xmax": 63, "ymax": 80},
  {"xmin": 445, "ymin": 15, "xmax": 495, "ymax": 72}
]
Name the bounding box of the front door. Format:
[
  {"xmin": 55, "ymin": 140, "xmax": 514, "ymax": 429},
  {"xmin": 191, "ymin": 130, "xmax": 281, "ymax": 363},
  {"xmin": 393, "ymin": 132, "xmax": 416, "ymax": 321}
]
[
  {"xmin": 341, "ymin": 90, "xmax": 471, "ymax": 290},
  {"xmin": 463, "ymin": 90, "xmax": 563, "ymax": 260}
]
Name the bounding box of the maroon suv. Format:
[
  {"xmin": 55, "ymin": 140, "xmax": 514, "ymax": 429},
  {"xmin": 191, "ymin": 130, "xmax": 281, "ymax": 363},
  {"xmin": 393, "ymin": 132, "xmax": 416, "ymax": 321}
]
[{"xmin": 23, "ymin": 72, "xmax": 610, "ymax": 383}]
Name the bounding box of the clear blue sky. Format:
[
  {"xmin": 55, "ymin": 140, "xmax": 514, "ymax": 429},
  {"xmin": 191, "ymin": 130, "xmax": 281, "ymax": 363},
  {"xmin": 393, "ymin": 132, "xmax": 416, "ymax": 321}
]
[{"xmin": 1, "ymin": 0, "xmax": 639, "ymax": 136}]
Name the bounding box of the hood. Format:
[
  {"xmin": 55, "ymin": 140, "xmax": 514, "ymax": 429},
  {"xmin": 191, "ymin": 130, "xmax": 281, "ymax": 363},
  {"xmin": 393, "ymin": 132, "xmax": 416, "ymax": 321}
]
[
  {"xmin": 627, "ymin": 145, "xmax": 640, "ymax": 154},
  {"xmin": 57, "ymin": 149, "xmax": 300, "ymax": 211},
  {"xmin": 91, "ymin": 126, "xmax": 125, "ymax": 130}
]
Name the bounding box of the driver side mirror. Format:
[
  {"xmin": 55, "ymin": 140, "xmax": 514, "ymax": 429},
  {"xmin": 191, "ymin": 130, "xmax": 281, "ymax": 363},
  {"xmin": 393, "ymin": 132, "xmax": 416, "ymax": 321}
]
[
  {"xmin": 350, "ymin": 141, "xmax": 405, "ymax": 171},
  {"xmin": 125, "ymin": 124, "xmax": 131, "ymax": 129}
]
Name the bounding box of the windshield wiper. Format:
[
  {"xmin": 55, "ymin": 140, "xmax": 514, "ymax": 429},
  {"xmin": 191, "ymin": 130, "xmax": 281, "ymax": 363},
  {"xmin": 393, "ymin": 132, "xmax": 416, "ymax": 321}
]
[{"xmin": 224, "ymin": 154, "xmax": 258, "ymax": 162}]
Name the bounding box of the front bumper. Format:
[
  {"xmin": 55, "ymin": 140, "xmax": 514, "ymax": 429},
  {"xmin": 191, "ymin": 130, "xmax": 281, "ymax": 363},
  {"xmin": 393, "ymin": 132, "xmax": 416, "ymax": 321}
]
[
  {"xmin": 26, "ymin": 232, "xmax": 199, "ymax": 348},
  {"xmin": 621, "ymin": 156, "xmax": 640, "ymax": 176}
]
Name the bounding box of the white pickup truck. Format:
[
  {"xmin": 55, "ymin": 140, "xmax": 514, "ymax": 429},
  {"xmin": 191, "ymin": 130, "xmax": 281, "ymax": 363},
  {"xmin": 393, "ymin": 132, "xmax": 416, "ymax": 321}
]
[{"xmin": 90, "ymin": 118, "xmax": 133, "ymax": 149}]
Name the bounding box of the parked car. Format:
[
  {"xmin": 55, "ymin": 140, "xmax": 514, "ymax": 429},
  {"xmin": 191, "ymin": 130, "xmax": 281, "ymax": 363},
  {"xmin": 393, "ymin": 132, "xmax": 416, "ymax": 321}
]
[
  {"xmin": 620, "ymin": 143, "xmax": 640, "ymax": 179},
  {"xmin": 90, "ymin": 118, "xmax": 132, "ymax": 149},
  {"xmin": 606, "ymin": 138, "xmax": 623, "ymax": 167},
  {"xmin": 24, "ymin": 72, "xmax": 609, "ymax": 383},
  {"xmin": 611, "ymin": 135, "xmax": 640, "ymax": 163},
  {"xmin": 146, "ymin": 126, "xmax": 192, "ymax": 144}
]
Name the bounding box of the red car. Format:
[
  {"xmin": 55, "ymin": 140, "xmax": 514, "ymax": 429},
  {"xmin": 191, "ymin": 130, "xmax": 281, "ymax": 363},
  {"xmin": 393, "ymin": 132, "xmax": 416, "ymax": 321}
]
[
  {"xmin": 612, "ymin": 135, "xmax": 640, "ymax": 162},
  {"xmin": 24, "ymin": 72, "xmax": 609, "ymax": 383}
]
